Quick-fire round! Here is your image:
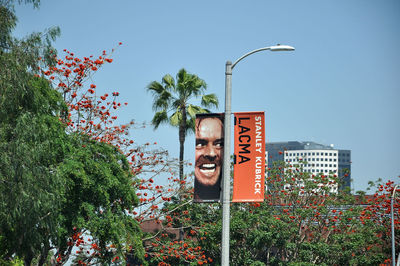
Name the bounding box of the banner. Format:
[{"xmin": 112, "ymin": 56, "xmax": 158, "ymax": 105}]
[
  {"xmin": 232, "ymin": 112, "xmax": 265, "ymax": 202},
  {"xmin": 194, "ymin": 113, "xmax": 224, "ymax": 202}
]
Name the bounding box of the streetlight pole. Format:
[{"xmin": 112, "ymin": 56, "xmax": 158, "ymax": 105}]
[
  {"xmin": 391, "ymin": 184, "xmax": 399, "ymax": 266},
  {"xmin": 221, "ymin": 44, "xmax": 295, "ymax": 265}
]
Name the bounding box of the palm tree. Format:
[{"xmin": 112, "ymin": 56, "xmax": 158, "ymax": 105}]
[{"xmin": 147, "ymin": 68, "xmax": 218, "ymax": 194}]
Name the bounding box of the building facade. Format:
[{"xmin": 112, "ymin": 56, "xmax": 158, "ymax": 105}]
[{"xmin": 266, "ymin": 141, "xmax": 351, "ymax": 190}]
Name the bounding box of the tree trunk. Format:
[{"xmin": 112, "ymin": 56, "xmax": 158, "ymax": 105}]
[
  {"xmin": 178, "ymin": 107, "xmax": 187, "ymax": 194},
  {"xmin": 24, "ymin": 255, "xmax": 33, "ymax": 266},
  {"xmin": 38, "ymin": 241, "xmax": 50, "ymax": 266},
  {"xmin": 178, "ymin": 107, "xmax": 186, "ymax": 241}
]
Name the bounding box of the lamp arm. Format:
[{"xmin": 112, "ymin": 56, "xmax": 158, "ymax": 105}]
[{"xmin": 231, "ymin": 47, "xmax": 272, "ymax": 69}]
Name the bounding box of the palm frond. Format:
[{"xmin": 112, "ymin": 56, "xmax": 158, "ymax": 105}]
[
  {"xmin": 147, "ymin": 81, "xmax": 165, "ymax": 95},
  {"xmin": 175, "ymin": 69, "xmax": 208, "ymax": 103},
  {"xmin": 187, "ymin": 104, "xmax": 208, "ymax": 119},
  {"xmin": 169, "ymin": 110, "xmax": 182, "ymax": 127},
  {"xmin": 147, "ymin": 69, "xmax": 218, "ymax": 137},
  {"xmin": 162, "ymin": 74, "xmax": 175, "ymax": 89},
  {"xmin": 176, "ymin": 68, "xmax": 188, "ymax": 85},
  {"xmin": 151, "ymin": 110, "xmax": 169, "ymax": 129},
  {"xmin": 171, "ymin": 98, "xmax": 183, "ymax": 110},
  {"xmin": 201, "ymin": 93, "xmax": 219, "ymax": 109},
  {"xmin": 185, "ymin": 117, "xmax": 196, "ymax": 135},
  {"xmin": 191, "ymin": 78, "xmax": 207, "ymax": 97},
  {"xmin": 152, "ymin": 90, "xmax": 172, "ymax": 111}
]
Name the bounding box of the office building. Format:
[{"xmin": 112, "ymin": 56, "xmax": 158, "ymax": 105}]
[{"xmin": 266, "ymin": 141, "xmax": 351, "ymax": 190}]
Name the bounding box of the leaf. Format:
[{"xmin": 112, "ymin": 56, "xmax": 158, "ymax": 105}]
[
  {"xmin": 162, "ymin": 74, "xmax": 175, "ymax": 89},
  {"xmin": 201, "ymin": 93, "xmax": 219, "ymax": 108},
  {"xmin": 169, "ymin": 110, "xmax": 182, "ymax": 127},
  {"xmin": 151, "ymin": 110, "xmax": 169, "ymax": 129}
]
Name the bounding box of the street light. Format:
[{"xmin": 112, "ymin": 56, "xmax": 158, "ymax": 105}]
[
  {"xmin": 221, "ymin": 44, "xmax": 295, "ymax": 265},
  {"xmin": 391, "ymin": 184, "xmax": 399, "ymax": 266}
]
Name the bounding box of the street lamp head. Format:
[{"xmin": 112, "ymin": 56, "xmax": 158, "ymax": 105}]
[
  {"xmin": 270, "ymin": 44, "xmax": 295, "ymax": 51},
  {"xmin": 231, "ymin": 44, "xmax": 295, "ymax": 69}
]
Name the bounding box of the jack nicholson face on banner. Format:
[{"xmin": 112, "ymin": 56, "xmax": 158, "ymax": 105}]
[{"xmin": 195, "ymin": 117, "xmax": 224, "ymax": 186}]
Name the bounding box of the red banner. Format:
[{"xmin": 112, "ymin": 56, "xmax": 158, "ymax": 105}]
[{"xmin": 232, "ymin": 112, "xmax": 265, "ymax": 202}]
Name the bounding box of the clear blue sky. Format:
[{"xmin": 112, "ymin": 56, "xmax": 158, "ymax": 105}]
[{"xmin": 14, "ymin": 0, "xmax": 400, "ymax": 192}]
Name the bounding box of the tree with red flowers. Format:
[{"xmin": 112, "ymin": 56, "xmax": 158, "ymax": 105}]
[
  {"xmin": 144, "ymin": 158, "xmax": 399, "ymax": 265},
  {"xmin": 0, "ymin": 1, "xmax": 154, "ymax": 264},
  {"xmin": 192, "ymin": 160, "xmax": 399, "ymax": 265}
]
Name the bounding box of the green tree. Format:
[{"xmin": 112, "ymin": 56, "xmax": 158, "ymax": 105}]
[
  {"xmin": 147, "ymin": 68, "xmax": 218, "ymax": 193},
  {"xmin": 0, "ymin": 2, "xmax": 146, "ymax": 264},
  {"xmin": 145, "ymin": 161, "xmax": 394, "ymax": 265},
  {"xmin": 147, "ymin": 69, "xmax": 218, "ymax": 242},
  {"xmin": 194, "ymin": 161, "xmax": 389, "ymax": 265},
  {"xmin": 0, "ymin": 3, "xmax": 64, "ymax": 263},
  {"xmin": 55, "ymin": 135, "xmax": 145, "ymax": 265},
  {"xmin": 0, "ymin": 71, "xmax": 68, "ymax": 265}
]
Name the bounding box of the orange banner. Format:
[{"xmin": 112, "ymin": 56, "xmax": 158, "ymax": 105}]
[{"xmin": 232, "ymin": 112, "xmax": 265, "ymax": 202}]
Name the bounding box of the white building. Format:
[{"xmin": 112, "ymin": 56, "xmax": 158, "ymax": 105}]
[{"xmin": 266, "ymin": 141, "xmax": 351, "ymax": 190}]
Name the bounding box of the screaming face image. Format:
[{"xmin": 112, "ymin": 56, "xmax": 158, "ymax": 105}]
[{"xmin": 195, "ymin": 117, "xmax": 223, "ymax": 186}]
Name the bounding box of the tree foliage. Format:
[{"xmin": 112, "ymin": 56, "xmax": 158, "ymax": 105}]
[
  {"xmin": 147, "ymin": 68, "xmax": 219, "ymax": 243},
  {"xmin": 147, "ymin": 68, "xmax": 219, "ymax": 186},
  {"xmin": 144, "ymin": 160, "xmax": 399, "ymax": 265},
  {"xmin": 0, "ymin": 75, "xmax": 68, "ymax": 265},
  {"xmin": 0, "ymin": 2, "xmax": 146, "ymax": 265}
]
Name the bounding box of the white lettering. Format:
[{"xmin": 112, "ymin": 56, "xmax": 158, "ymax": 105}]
[
  {"xmin": 255, "ymin": 116, "xmax": 263, "ymax": 153},
  {"xmin": 254, "ymin": 155, "xmax": 263, "ymax": 195}
]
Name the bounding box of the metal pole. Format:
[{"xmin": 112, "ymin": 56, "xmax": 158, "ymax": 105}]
[
  {"xmin": 392, "ymin": 185, "xmax": 399, "ymax": 266},
  {"xmin": 221, "ymin": 61, "xmax": 232, "ymax": 266},
  {"xmin": 220, "ymin": 45, "xmax": 294, "ymax": 265}
]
